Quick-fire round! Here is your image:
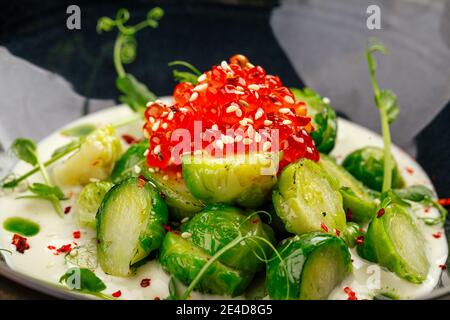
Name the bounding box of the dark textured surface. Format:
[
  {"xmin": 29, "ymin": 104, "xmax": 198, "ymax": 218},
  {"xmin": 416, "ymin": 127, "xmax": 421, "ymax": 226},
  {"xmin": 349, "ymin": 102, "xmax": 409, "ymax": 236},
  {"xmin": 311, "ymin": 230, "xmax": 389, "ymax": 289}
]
[{"xmin": 0, "ymin": 0, "xmax": 449, "ymax": 299}]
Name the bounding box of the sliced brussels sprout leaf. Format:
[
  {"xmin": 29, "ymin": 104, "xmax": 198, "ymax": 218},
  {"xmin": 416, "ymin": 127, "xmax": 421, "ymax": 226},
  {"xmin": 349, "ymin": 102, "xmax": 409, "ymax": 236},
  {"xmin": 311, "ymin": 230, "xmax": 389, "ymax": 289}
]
[
  {"xmin": 291, "ymin": 88, "xmax": 337, "ymax": 154},
  {"xmin": 266, "ymin": 233, "xmax": 352, "ymax": 300},
  {"xmin": 272, "ymin": 158, "xmax": 346, "ymax": 235},
  {"xmin": 76, "ymin": 181, "xmax": 114, "ymax": 229},
  {"xmin": 342, "ymin": 146, "xmax": 405, "ymax": 192},
  {"xmin": 181, "ymin": 205, "xmax": 276, "ymax": 273},
  {"xmin": 357, "ymin": 198, "xmax": 429, "ymax": 284},
  {"xmin": 391, "ymin": 185, "xmax": 447, "ymax": 225},
  {"xmin": 111, "ymin": 140, "xmax": 204, "ymax": 220},
  {"xmin": 159, "ymin": 232, "xmax": 253, "ymax": 297},
  {"xmin": 319, "ymin": 154, "xmax": 377, "ymax": 223},
  {"xmin": 53, "ymin": 125, "xmax": 122, "ymax": 186},
  {"xmin": 182, "ymin": 153, "xmax": 279, "ymax": 208},
  {"xmin": 97, "ymin": 177, "xmax": 168, "ymax": 276}
]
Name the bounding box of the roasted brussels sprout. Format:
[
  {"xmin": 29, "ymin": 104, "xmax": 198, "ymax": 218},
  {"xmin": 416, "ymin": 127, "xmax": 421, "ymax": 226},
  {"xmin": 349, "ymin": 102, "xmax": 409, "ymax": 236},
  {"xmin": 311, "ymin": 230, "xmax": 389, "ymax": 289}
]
[
  {"xmin": 53, "ymin": 125, "xmax": 122, "ymax": 186},
  {"xmin": 76, "ymin": 181, "xmax": 113, "ymax": 229},
  {"xmin": 272, "ymin": 158, "xmax": 346, "ymax": 235},
  {"xmin": 182, "ymin": 153, "xmax": 279, "ymax": 208},
  {"xmin": 357, "ymin": 198, "xmax": 429, "ymax": 284},
  {"xmin": 266, "ymin": 232, "xmax": 352, "ymax": 300},
  {"xmin": 342, "ymin": 147, "xmax": 404, "ymax": 192},
  {"xmin": 159, "ymin": 205, "xmax": 276, "ymax": 296},
  {"xmin": 291, "ymin": 88, "xmax": 337, "ymax": 154},
  {"xmin": 319, "ymin": 154, "xmax": 377, "ymax": 223},
  {"xmin": 111, "ymin": 140, "xmax": 204, "ymax": 220},
  {"xmin": 97, "ymin": 177, "xmax": 168, "ymax": 276}
]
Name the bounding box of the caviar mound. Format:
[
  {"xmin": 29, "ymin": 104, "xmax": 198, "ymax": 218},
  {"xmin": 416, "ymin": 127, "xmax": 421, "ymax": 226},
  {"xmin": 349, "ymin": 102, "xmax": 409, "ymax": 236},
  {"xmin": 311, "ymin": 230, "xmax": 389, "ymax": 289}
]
[{"xmin": 143, "ymin": 54, "xmax": 319, "ymax": 171}]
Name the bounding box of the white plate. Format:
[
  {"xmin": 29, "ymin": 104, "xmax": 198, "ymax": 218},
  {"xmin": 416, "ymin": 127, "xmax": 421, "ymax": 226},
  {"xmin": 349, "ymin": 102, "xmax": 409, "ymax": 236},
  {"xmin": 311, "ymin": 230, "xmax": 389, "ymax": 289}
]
[{"xmin": 0, "ymin": 105, "xmax": 447, "ymax": 300}]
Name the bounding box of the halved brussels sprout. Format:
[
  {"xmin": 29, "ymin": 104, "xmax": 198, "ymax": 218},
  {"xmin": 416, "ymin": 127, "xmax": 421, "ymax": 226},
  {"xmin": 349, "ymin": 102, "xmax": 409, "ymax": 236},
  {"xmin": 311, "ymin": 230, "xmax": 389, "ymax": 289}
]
[
  {"xmin": 291, "ymin": 88, "xmax": 337, "ymax": 154},
  {"xmin": 357, "ymin": 200, "xmax": 429, "ymax": 284},
  {"xmin": 319, "ymin": 154, "xmax": 376, "ymax": 223},
  {"xmin": 266, "ymin": 232, "xmax": 352, "ymax": 300},
  {"xmin": 159, "ymin": 232, "xmax": 253, "ymax": 297},
  {"xmin": 76, "ymin": 181, "xmax": 113, "ymax": 229},
  {"xmin": 111, "ymin": 140, "xmax": 204, "ymax": 220},
  {"xmin": 159, "ymin": 205, "xmax": 276, "ymax": 296},
  {"xmin": 182, "ymin": 153, "xmax": 279, "ymax": 208},
  {"xmin": 342, "ymin": 147, "xmax": 405, "ymax": 192},
  {"xmin": 97, "ymin": 177, "xmax": 168, "ymax": 276},
  {"xmin": 272, "ymin": 158, "xmax": 346, "ymax": 235},
  {"xmin": 181, "ymin": 205, "xmax": 275, "ymax": 273},
  {"xmin": 53, "ymin": 125, "xmax": 122, "ymax": 186}
]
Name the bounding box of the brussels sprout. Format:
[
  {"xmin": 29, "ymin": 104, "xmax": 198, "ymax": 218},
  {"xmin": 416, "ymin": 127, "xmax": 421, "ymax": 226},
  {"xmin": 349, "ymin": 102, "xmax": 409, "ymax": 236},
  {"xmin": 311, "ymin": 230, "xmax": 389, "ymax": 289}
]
[
  {"xmin": 342, "ymin": 222, "xmax": 364, "ymax": 248},
  {"xmin": 272, "ymin": 158, "xmax": 346, "ymax": 235},
  {"xmin": 76, "ymin": 181, "xmax": 113, "ymax": 229},
  {"xmin": 357, "ymin": 199, "xmax": 429, "ymax": 284},
  {"xmin": 182, "ymin": 153, "xmax": 279, "ymax": 208},
  {"xmin": 319, "ymin": 154, "xmax": 376, "ymax": 223},
  {"xmin": 111, "ymin": 140, "xmax": 204, "ymax": 220},
  {"xmin": 181, "ymin": 205, "xmax": 275, "ymax": 273},
  {"xmin": 159, "ymin": 205, "xmax": 276, "ymax": 296},
  {"xmin": 160, "ymin": 232, "xmax": 253, "ymax": 297},
  {"xmin": 97, "ymin": 177, "xmax": 168, "ymax": 276},
  {"xmin": 342, "ymin": 147, "xmax": 405, "ymax": 192},
  {"xmin": 53, "ymin": 125, "xmax": 122, "ymax": 186},
  {"xmin": 291, "ymin": 88, "xmax": 337, "ymax": 154},
  {"xmin": 266, "ymin": 233, "xmax": 352, "ymax": 300}
]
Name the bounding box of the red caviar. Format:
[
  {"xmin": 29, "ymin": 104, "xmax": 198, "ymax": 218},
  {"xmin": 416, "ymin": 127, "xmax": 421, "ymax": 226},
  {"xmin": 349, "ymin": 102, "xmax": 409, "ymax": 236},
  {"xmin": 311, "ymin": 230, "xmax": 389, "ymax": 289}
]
[
  {"xmin": 439, "ymin": 198, "xmax": 450, "ymax": 206},
  {"xmin": 143, "ymin": 55, "xmax": 318, "ymax": 171},
  {"xmin": 73, "ymin": 231, "xmax": 81, "ymax": 239},
  {"xmin": 11, "ymin": 234, "xmax": 30, "ymax": 254},
  {"xmin": 439, "ymin": 264, "xmax": 447, "ymax": 270}
]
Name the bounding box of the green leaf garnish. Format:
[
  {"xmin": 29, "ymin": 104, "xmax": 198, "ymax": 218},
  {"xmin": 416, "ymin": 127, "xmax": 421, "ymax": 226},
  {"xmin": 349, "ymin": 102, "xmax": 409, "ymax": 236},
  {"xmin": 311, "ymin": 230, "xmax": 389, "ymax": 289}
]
[
  {"xmin": 60, "ymin": 124, "xmax": 96, "ymax": 137},
  {"xmin": 116, "ymin": 74, "xmax": 156, "ymax": 112},
  {"xmin": 17, "ymin": 183, "xmax": 66, "ymax": 217},
  {"xmin": 165, "ymin": 276, "xmax": 179, "ymax": 300},
  {"xmin": 59, "ymin": 267, "xmax": 110, "ymax": 299},
  {"xmin": 11, "ymin": 138, "xmax": 38, "ymax": 166},
  {"xmin": 168, "ymin": 60, "xmax": 201, "ymax": 84}
]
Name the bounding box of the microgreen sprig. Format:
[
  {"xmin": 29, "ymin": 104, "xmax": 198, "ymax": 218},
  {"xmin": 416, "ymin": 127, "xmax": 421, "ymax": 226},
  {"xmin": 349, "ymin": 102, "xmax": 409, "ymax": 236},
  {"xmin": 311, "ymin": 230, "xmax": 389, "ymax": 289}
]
[
  {"xmin": 366, "ymin": 39, "xmax": 400, "ymax": 193},
  {"xmin": 9, "ymin": 138, "xmax": 66, "ymax": 216},
  {"xmin": 97, "ymin": 7, "xmax": 164, "ymax": 113}
]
